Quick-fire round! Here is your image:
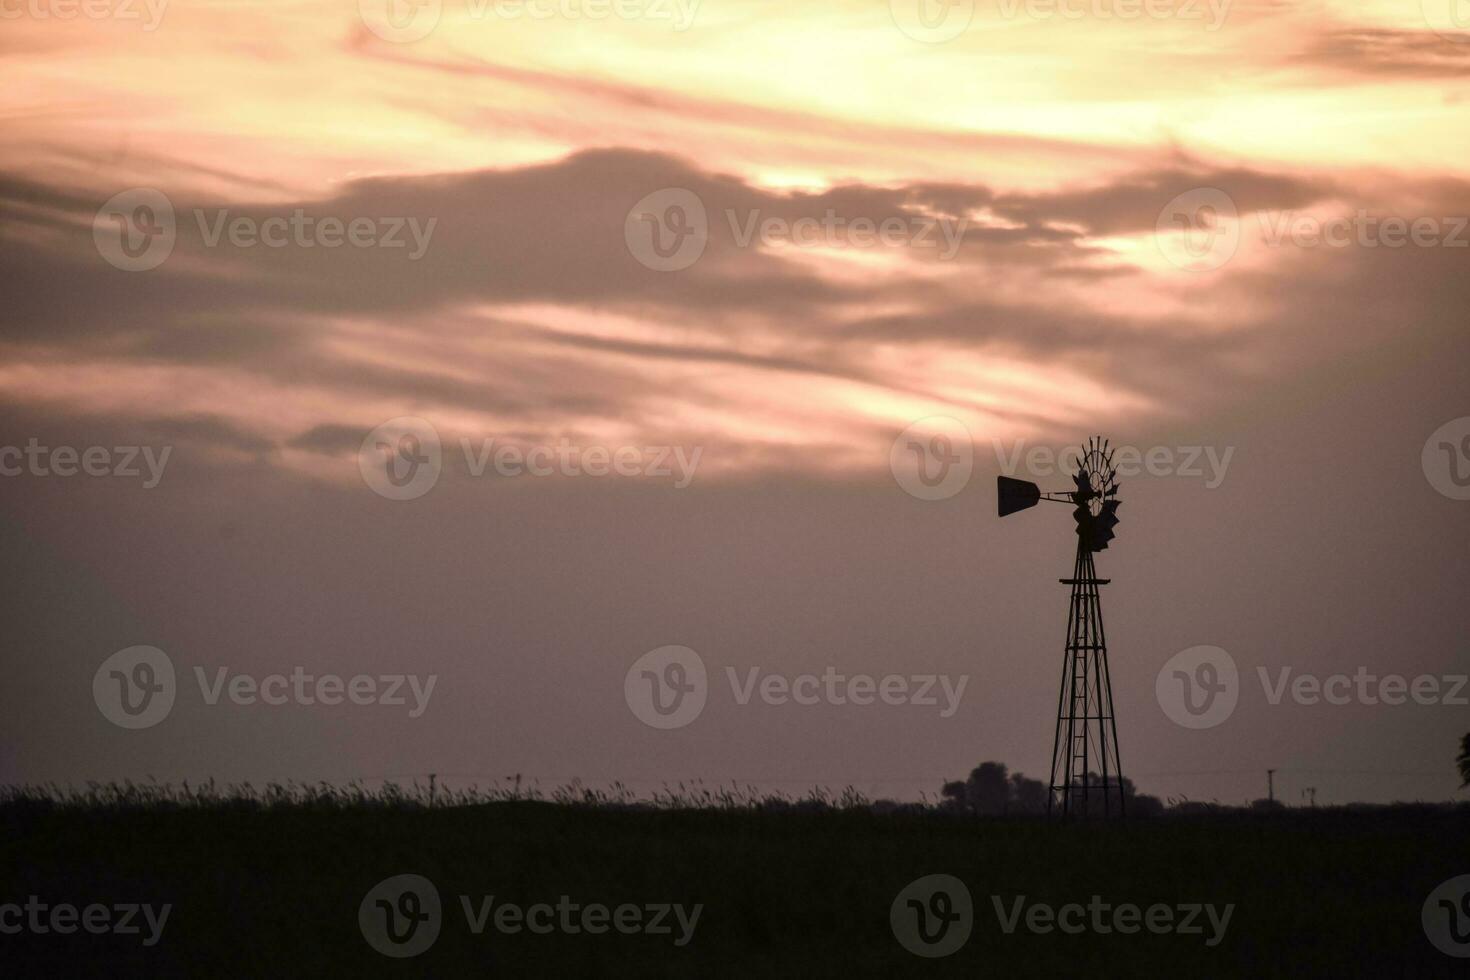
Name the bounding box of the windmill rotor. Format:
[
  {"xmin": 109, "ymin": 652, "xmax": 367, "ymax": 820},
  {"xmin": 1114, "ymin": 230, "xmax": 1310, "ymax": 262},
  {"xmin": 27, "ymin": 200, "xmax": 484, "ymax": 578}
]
[
  {"xmin": 1071, "ymin": 436, "xmax": 1121, "ymax": 552},
  {"xmin": 996, "ymin": 435, "xmax": 1122, "ymax": 553}
]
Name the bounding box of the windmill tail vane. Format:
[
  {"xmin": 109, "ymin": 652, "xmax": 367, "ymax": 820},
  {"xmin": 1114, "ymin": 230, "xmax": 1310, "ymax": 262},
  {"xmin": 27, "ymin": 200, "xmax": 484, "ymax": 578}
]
[{"xmin": 997, "ymin": 436, "xmax": 1125, "ymax": 818}]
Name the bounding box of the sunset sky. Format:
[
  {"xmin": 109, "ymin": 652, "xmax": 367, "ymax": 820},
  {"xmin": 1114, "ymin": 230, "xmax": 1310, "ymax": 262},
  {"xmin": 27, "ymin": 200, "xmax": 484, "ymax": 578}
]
[{"xmin": 2, "ymin": 0, "xmax": 1468, "ymax": 805}]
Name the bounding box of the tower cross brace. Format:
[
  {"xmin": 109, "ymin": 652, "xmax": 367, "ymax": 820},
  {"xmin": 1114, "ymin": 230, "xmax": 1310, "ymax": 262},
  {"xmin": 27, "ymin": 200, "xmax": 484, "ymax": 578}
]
[{"xmin": 1048, "ymin": 538, "xmax": 1125, "ymax": 817}]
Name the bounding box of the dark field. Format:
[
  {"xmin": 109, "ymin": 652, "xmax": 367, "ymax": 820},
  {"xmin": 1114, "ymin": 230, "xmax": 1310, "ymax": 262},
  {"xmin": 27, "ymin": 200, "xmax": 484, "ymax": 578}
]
[{"xmin": 2, "ymin": 788, "xmax": 1467, "ymax": 977}]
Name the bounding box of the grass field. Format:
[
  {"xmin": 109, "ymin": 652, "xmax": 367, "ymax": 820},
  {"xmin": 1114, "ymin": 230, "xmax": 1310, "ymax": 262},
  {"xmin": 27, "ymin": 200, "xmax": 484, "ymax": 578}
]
[{"xmin": 2, "ymin": 784, "xmax": 1467, "ymax": 977}]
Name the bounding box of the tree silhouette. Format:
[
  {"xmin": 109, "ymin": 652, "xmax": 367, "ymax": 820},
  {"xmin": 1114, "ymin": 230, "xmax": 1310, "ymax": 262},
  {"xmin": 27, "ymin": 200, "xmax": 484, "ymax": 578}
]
[
  {"xmin": 1458, "ymin": 732, "xmax": 1470, "ymax": 788},
  {"xmin": 941, "ymin": 761, "xmax": 1164, "ymax": 815},
  {"xmin": 939, "ymin": 763, "xmax": 1058, "ymax": 815},
  {"xmin": 1009, "ymin": 772, "xmax": 1048, "ymax": 814},
  {"xmin": 967, "ymin": 762, "xmax": 1011, "ymax": 815}
]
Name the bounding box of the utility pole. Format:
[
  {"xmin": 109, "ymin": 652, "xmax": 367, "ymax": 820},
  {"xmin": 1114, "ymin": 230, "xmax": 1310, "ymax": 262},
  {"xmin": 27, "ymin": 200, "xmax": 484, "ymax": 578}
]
[{"xmin": 1267, "ymin": 769, "xmax": 1275, "ymax": 804}]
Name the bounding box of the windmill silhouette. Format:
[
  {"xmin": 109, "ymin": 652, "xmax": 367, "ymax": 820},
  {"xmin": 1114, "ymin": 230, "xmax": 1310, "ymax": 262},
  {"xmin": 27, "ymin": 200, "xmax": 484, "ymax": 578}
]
[{"xmin": 998, "ymin": 437, "xmax": 1125, "ymax": 817}]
